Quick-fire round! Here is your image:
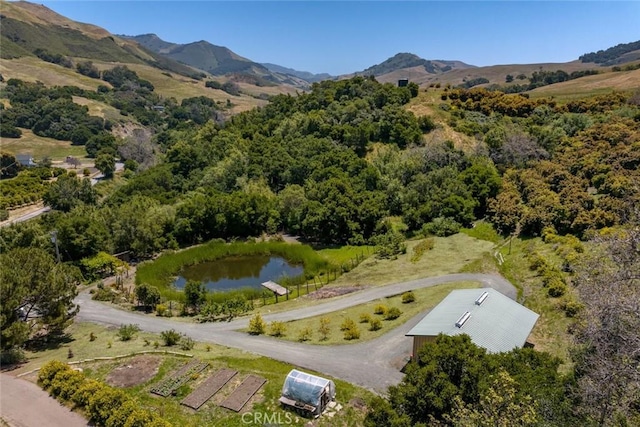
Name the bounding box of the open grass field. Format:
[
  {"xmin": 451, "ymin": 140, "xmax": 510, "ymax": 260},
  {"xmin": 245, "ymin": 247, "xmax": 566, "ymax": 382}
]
[
  {"xmin": 328, "ymin": 234, "xmax": 495, "ymax": 288},
  {"xmin": 15, "ymin": 322, "xmax": 373, "ymax": 427},
  {"xmin": 316, "ymin": 245, "xmax": 375, "ymax": 265},
  {"xmin": 71, "ymin": 95, "xmax": 125, "ymax": 122},
  {"xmin": 1, "ymin": 129, "xmax": 87, "ymax": 161},
  {"xmin": 528, "ymin": 67, "xmax": 640, "ymax": 101},
  {"xmin": 262, "ymin": 281, "xmax": 480, "ymax": 345},
  {"xmin": 0, "ymin": 57, "xmax": 104, "ymax": 90}
]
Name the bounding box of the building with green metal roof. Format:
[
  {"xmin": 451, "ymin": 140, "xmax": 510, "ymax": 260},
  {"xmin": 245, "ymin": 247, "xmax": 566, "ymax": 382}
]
[{"xmin": 406, "ymin": 288, "xmax": 539, "ymax": 356}]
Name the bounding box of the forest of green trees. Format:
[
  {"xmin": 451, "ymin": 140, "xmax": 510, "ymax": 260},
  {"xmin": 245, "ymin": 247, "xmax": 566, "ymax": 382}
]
[{"xmin": 1, "ymin": 73, "xmax": 639, "ymax": 425}]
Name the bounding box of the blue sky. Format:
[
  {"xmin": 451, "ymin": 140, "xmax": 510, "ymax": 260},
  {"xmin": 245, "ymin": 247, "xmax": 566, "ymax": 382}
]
[{"xmin": 39, "ymin": 1, "xmax": 640, "ymax": 75}]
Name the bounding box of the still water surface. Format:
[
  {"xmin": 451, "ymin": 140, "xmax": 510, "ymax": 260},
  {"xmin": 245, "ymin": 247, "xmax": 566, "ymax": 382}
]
[{"xmin": 173, "ymin": 256, "xmax": 303, "ymax": 292}]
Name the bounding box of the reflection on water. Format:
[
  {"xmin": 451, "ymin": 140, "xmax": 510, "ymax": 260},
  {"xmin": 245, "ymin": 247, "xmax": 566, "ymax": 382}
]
[{"xmin": 173, "ymin": 256, "xmax": 303, "ymax": 292}]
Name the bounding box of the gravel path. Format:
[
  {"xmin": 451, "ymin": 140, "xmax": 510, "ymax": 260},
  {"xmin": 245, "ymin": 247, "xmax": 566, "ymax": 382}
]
[
  {"xmin": 75, "ymin": 273, "xmax": 516, "ymax": 393},
  {"xmin": 0, "ymin": 373, "xmax": 90, "ymax": 427}
]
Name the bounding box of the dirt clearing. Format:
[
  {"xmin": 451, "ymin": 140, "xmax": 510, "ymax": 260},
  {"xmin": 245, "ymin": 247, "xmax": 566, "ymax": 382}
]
[{"xmin": 105, "ymin": 355, "xmax": 162, "ymax": 388}]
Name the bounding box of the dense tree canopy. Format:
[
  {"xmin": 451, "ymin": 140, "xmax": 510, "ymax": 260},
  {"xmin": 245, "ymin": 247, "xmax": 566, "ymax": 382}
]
[
  {"xmin": 365, "ymin": 335, "xmax": 576, "ymax": 427},
  {"xmin": 0, "ymin": 248, "xmax": 81, "ymax": 356}
]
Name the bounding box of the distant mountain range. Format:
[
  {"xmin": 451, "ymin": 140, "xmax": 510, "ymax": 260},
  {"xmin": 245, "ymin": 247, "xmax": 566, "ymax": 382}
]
[
  {"xmin": 259, "ymin": 63, "xmax": 333, "ymax": 83},
  {"xmin": 358, "ymin": 53, "xmax": 475, "ymax": 77},
  {"xmin": 121, "ymin": 33, "xmax": 318, "ymax": 88},
  {"xmin": 1, "ymin": 1, "xmax": 639, "ymax": 94}
]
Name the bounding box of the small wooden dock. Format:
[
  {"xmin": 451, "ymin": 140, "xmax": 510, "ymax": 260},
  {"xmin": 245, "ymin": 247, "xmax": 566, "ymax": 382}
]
[{"xmin": 261, "ymin": 280, "xmax": 289, "ymax": 296}]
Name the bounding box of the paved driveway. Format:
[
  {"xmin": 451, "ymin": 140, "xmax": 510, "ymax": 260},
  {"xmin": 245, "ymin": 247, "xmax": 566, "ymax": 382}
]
[{"xmin": 0, "ymin": 373, "xmax": 90, "ymax": 427}]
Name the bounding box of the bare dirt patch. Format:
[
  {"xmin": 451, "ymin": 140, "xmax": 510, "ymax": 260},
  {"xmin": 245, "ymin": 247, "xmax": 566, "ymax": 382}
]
[
  {"xmin": 105, "ymin": 355, "xmax": 162, "ymax": 388},
  {"xmin": 307, "ymin": 286, "xmax": 364, "ymax": 300}
]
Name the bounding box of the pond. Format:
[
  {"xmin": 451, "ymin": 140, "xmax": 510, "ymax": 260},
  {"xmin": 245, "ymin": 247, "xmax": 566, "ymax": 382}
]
[{"xmin": 173, "ymin": 255, "xmax": 304, "ymax": 292}]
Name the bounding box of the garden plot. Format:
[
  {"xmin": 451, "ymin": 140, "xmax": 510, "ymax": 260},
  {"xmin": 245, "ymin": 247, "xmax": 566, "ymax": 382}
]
[
  {"xmin": 220, "ymin": 375, "xmax": 267, "ymax": 412},
  {"xmin": 150, "ymin": 360, "xmax": 209, "ymax": 397},
  {"xmin": 181, "ymin": 368, "xmax": 238, "ymax": 410}
]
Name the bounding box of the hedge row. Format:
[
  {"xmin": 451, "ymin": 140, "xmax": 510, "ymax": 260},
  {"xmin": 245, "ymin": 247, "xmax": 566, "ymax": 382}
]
[{"xmin": 38, "ymin": 360, "xmax": 171, "ymax": 427}]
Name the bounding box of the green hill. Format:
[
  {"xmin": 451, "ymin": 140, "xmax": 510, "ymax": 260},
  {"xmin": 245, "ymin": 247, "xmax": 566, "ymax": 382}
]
[{"xmin": 579, "ymin": 40, "xmax": 640, "ymax": 66}]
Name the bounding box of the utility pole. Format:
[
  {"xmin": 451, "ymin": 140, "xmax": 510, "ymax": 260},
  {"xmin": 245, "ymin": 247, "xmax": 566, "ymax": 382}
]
[{"xmin": 51, "ymin": 230, "xmax": 61, "ymax": 263}]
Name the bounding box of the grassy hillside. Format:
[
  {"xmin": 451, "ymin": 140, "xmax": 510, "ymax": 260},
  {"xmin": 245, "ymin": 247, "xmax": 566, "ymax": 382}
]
[
  {"xmin": 0, "ymin": 1, "xmax": 204, "ymax": 79},
  {"xmin": 1, "ymin": 129, "xmax": 86, "ymax": 160},
  {"xmin": 528, "ymin": 67, "xmax": 640, "ymax": 100},
  {"xmin": 1, "ymin": 0, "xmax": 111, "ymax": 39},
  {"xmin": 0, "ymin": 57, "xmax": 267, "ymax": 113},
  {"xmin": 0, "ymin": 56, "xmax": 105, "ymax": 89},
  {"xmin": 416, "ymin": 60, "xmax": 600, "ymax": 87}
]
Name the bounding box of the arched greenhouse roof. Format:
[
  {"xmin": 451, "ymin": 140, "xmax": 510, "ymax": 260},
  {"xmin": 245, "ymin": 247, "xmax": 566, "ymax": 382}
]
[{"xmin": 281, "ymin": 369, "xmax": 336, "ymax": 407}]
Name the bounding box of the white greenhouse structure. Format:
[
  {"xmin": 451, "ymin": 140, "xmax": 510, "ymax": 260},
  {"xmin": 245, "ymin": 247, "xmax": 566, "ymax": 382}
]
[{"xmin": 279, "ymin": 369, "xmax": 336, "ymax": 417}]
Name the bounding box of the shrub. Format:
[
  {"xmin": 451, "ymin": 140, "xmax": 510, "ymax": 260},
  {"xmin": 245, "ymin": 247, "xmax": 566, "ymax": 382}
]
[
  {"xmin": 547, "ymin": 279, "xmax": 567, "ymax": 297},
  {"xmin": 87, "ymin": 386, "xmax": 128, "ymax": 425},
  {"xmin": 50, "ymin": 369, "xmax": 84, "ymax": 400},
  {"xmin": 340, "ymin": 318, "xmax": 356, "ymax": 331},
  {"xmin": 359, "ymin": 313, "xmax": 372, "ymax": 323},
  {"xmin": 179, "ymin": 336, "xmax": 195, "ymax": 351},
  {"xmin": 248, "ymin": 313, "xmax": 266, "ymax": 335},
  {"xmin": 0, "ymin": 348, "xmax": 25, "ymax": 365},
  {"xmin": 269, "ymin": 321, "xmax": 287, "ymax": 337},
  {"xmin": 528, "ymin": 252, "xmax": 547, "ymax": 271},
  {"xmin": 422, "ymin": 217, "xmax": 461, "ymax": 237},
  {"xmin": 38, "ymin": 360, "xmax": 70, "ymax": 389},
  {"xmin": 92, "ymin": 286, "xmax": 115, "ymax": 301},
  {"xmin": 297, "ymin": 327, "xmax": 313, "ymax": 342},
  {"xmin": 72, "ymin": 379, "xmax": 104, "ymax": 407},
  {"xmin": 105, "ymin": 400, "xmax": 137, "ymax": 427},
  {"xmin": 402, "ymin": 291, "xmax": 416, "ymax": 303},
  {"xmin": 318, "ymin": 317, "xmax": 331, "ymax": 341},
  {"xmin": 83, "ymin": 168, "xmax": 91, "ymax": 176},
  {"xmin": 89, "ymin": 332, "xmax": 96, "ymax": 342},
  {"xmin": 374, "ymin": 304, "xmax": 387, "ymax": 315},
  {"xmin": 156, "ymin": 303, "xmax": 168, "ymax": 316},
  {"xmin": 117, "ymin": 324, "xmax": 140, "ymax": 341},
  {"xmin": 410, "ymin": 238, "xmax": 435, "ymax": 262},
  {"xmin": 369, "ymin": 318, "xmax": 382, "ymax": 331},
  {"xmin": 161, "ymin": 329, "xmax": 181, "ymax": 346},
  {"xmin": 343, "ymin": 324, "xmax": 360, "ymax": 340},
  {"xmin": 384, "ymin": 307, "xmax": 402, "ymax": 320},
  {"xmin": 562, "ymin": 299, "xmax": 583, "ymax": 317}
]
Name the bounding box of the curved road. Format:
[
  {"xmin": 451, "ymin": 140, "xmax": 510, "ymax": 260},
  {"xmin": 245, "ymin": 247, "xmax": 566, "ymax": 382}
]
[{"xmin": 75, "ymin": 273, "xmax": 516, "ymax": 393}]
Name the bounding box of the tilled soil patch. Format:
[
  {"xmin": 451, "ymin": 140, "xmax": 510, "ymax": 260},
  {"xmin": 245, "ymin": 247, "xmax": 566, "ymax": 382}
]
[{"xmin": 106, "ymin": 355, "xmax": 162, "ymax": 388}]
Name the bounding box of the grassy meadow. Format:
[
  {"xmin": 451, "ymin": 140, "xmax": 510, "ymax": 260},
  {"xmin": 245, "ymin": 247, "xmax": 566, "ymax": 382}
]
[
  {"xmin": 328, "ymin": 233, "xmax": 494, "ymax": 288},
  {"xmin": 1, "ymin": 129, "xmax": 87, "ymax": 161}
]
